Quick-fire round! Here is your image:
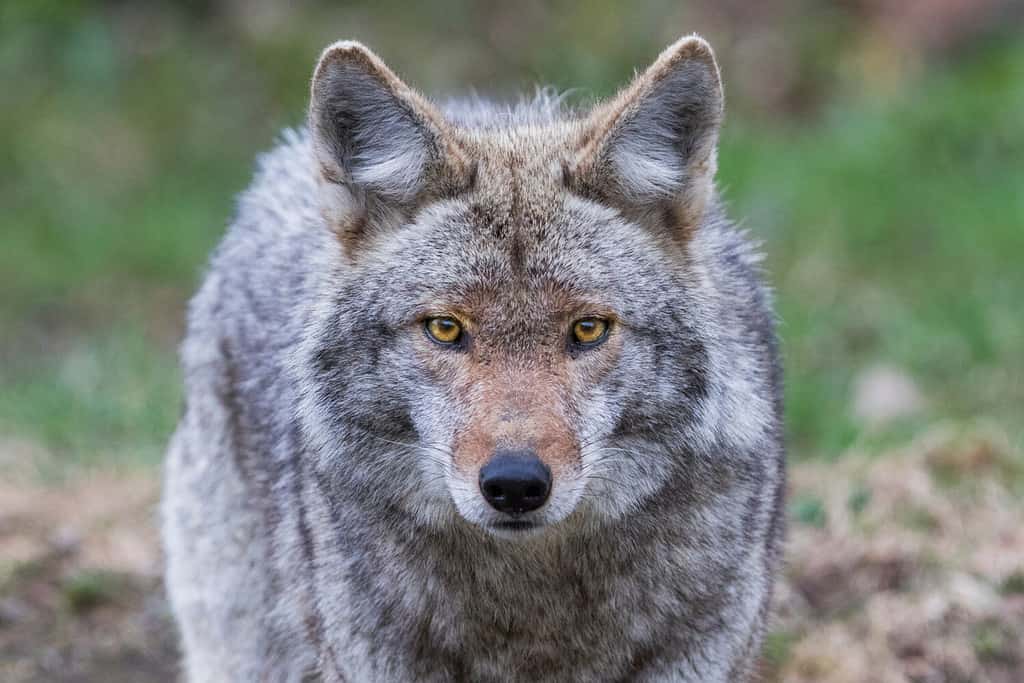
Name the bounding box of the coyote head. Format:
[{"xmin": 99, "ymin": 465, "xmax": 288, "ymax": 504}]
[{"xmin": 298, "ymin": 36, "xmax": 740, "ymax": 538}]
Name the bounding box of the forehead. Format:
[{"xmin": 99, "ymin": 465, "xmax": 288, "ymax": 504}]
[
  {"xmin": 386, "ymin": 194, "xmax": 653, "ymax": 323},
  {"xmin": 365, "ymin": 129, "xmax": 677, "ymax": 321}
]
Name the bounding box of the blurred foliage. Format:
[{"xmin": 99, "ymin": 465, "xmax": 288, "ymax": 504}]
[
  {"xmin": 1, "ymin": 0, "xmax": 1022, "ymax": 467},
  {"xmin": 62, "ymin": 569, "xmax": 129, "ymax": 614},
  {"xmin": 789, "ymin": 494, "xmax": 828, "ymax": 528}
]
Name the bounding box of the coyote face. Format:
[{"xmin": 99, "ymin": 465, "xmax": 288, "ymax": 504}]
[
  {"xmin": 381, "ymin": 192, "xmax": 698, "ymax": 536},
  {"xmin": 297, "ymin": 37, "xmax": 744, "ymax": 538}
]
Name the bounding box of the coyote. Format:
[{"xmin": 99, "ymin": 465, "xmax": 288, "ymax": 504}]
[{"xmin": 163, "ymin": 35, "xmax": 785, "ymax": 682}]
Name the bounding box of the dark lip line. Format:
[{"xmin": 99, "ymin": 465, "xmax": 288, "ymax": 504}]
[{"xmin": 491, "ymin": 520, "xmax": 538, "ymax": 530}]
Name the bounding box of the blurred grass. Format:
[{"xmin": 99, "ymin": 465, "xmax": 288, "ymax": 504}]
[
  {"xmin": 1, "ymin": 2, "xmax": 1021, "ymax": 468},
  {"xmin": 722, "ymin": 42, "xmax": 1024, "ymax": 455}
]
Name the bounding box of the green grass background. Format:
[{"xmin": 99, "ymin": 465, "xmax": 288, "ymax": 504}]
[{"xmin": 2, "ymin": 1, "xmax": 1021, "ymax": 469}]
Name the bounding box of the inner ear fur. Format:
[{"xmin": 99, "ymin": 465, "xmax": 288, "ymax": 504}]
[
  {"xmin": 308, "ymin": 41, "xmax": 473, "ymax": 248},
  {"xmin": 570, "ymin": 35, "xmax": 724, "ymax": 231}
]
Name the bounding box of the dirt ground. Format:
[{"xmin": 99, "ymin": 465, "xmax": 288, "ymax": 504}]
[
  {"xmin": 1, "ymin": 427, "xmax": 1021, "ymax": 682},
  {"xmin": 0, "ymin": 464, "xmax": 176, "ymax": 682}
]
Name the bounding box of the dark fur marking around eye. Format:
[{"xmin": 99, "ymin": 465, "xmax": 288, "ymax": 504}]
[
  {"xmin": 464, "ymin": 159, "xmax": 479, "ymax": 192},
  {"xmin": 560, "ymin": 160, "xmax": 574, "ymax": 188}
]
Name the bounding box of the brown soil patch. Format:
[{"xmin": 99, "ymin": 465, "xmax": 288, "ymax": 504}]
[
  {"xmin": 767, "ymin": 425, "xmax": 1024, "ymax": 682},
  {"xmin": 0, "ymin": 469, "xmax": 177, "ymax": 682}
]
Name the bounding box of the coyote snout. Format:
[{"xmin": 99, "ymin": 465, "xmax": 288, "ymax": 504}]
[{"xmin": 447, "ymin": 358, "xmax": 586, "ymax": 535}]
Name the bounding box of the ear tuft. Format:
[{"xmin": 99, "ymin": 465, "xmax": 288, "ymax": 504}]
[{"xmin": 573, "ymin": 35, "xmax": 724, "ymax": 227}]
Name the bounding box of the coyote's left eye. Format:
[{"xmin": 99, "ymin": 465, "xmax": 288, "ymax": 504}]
[{"xmin": 571, "ymin": 318, "xmax": 609, "ymax": 346}]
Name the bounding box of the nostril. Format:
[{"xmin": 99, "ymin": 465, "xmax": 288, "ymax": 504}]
[{"xmin": 483, "ymin": 482, "xmax": 506, "ymax": 501}]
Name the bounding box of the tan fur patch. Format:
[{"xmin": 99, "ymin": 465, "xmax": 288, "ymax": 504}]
[{"xmin": 452, "ymin": 359, "xmax": 580, "ymax": 477}]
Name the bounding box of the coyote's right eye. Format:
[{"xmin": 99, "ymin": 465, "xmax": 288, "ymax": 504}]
[
  {"xmin": 425, "ymin": 316, "xmax": 463, "ymax": 345},
  {"xmin": 571, "ymin": 317, "xmax": 610, "ymax": 347}
]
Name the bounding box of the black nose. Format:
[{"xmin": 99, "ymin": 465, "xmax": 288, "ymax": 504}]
[{"xmin": 478, "ymin": 450, "xmax": 552, "ymax": 515}]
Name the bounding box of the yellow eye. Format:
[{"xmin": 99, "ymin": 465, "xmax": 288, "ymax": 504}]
[
  {"xmin": 425, "ymin": 316, "xmax": 463, "ymax": 345},
  {"xmin": 572, "ymin": 318, "xmax": 609, "ymax": 346}
]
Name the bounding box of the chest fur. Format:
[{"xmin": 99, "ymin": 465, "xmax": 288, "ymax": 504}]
[{"xmin": 308, "ymin": 510, "xmax": 730, "ymax": 682}]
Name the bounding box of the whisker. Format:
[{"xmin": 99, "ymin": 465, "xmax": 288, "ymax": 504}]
[
  {"xmin": 361, "ymin": 433, "xmax": 454, "ymax": 460},
  {"xmin": 582, "ymin": 473, "xmax": 620, "ymax": 487}
]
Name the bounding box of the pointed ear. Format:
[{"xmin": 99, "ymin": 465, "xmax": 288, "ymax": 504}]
[
  {"xmin": 570, "ymin": 35, "xmax": 724, "ymax": 231},
  {"xmin": 309, "ymin": 41, "xmax": 472, "ymax": 243}
]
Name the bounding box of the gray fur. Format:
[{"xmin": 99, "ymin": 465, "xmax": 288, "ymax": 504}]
[{"xmin": 163, "ymin": 35, "xmax": 785, "ymax": 682}]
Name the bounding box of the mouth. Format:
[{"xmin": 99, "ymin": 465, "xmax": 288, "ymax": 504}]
[{"xmin": 489, "ymin": 519, "xmax": 539, "ymax": 533}]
